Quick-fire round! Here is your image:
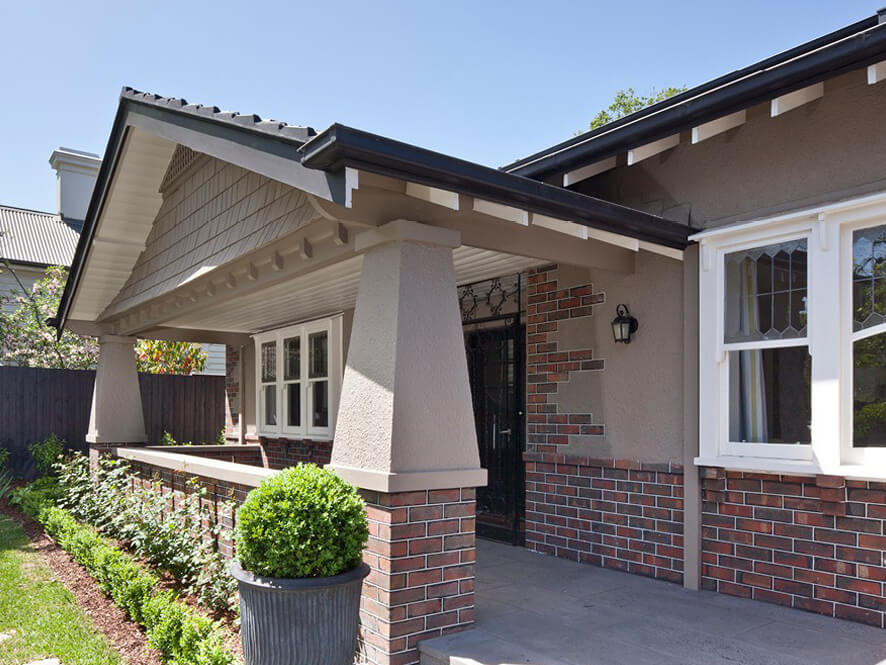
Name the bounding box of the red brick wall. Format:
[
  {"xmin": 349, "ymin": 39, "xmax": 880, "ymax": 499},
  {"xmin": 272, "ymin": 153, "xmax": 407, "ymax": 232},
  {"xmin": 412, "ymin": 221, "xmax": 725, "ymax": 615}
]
[
  {"xmin": 702, "ymin": 468, "xmax": 886, "ymax": 628},
  {"xmin": 255, "ymin": 436, "xmax": 333, "ymax": 469},
  {"xmin": 126, "ymin": 459, "xmax": 248, "ymax": 560},
  {"xmin": 525, "ymin": 452, "xmax": 684, "ymax": 583},
  {"xmin": 526, "ymin": 265, "xmax": 605, "ymax": 454},
  {"xmin": 359, "ymin": 488, "xmax": 476, "ymax": 665}
]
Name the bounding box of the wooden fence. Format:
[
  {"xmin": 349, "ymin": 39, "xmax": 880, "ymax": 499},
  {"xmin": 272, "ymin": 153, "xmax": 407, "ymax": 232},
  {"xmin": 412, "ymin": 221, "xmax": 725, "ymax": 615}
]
[{"xmin": 0, "ymin": 366, "xmax": 225, "ymax": 477}]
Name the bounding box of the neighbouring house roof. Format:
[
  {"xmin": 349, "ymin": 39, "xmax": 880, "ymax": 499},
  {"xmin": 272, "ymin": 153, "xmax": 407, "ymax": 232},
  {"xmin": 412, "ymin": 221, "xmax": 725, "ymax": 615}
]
[
  {"xmin": 504, "ymin": 12, "xmax": 886, "ymax": 179},
  {"xmin": 0, "ymin": 204, "xmax": 79, "ymax": 268},
  {"xmin": 53, "ymin": 86, "xmax": 690, "ymax": 333}
]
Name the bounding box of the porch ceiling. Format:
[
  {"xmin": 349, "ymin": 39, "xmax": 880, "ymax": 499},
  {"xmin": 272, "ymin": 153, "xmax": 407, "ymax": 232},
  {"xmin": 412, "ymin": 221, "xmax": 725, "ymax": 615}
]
[{"xmin": 115, "ymin": 245, "xmax": 543, "ymax": 336}]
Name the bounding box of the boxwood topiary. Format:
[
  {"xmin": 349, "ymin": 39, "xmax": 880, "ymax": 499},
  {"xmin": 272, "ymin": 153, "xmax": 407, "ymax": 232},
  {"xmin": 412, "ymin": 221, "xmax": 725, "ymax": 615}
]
[{"xmin": 236, "ymin": 464, "xmax": 369, "ymax": 579}]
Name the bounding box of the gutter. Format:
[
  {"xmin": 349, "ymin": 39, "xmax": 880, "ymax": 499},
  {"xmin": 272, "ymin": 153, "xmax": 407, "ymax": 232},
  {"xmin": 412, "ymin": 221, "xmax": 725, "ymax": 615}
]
[
  {"xmin": 300, "ymin": 124, "xmax": 691, "ymax": 249},
  {"xmin": 506, "ymin": 16, "xmax": 886, "ymax": 179}
]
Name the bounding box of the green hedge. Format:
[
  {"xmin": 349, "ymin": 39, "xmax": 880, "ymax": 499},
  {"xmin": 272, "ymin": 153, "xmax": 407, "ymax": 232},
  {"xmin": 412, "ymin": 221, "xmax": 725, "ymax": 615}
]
[{"xmin": 11, "ymin": 484, "xmax": 236, "ymax": 665}]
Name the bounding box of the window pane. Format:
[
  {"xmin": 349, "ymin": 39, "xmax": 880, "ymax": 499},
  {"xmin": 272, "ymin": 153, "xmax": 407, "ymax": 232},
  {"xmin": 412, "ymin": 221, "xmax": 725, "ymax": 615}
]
[
  {"xmin": 309, "ymin": 332, "xmax": 328, "ymax": 379},
  {"xmin": 854, "ymin": 332, "xmax": 886, "ymax": 447},
  {"xmin": 264, "ymin": 385, "xmax": 276, "ymax": 427},
  {"xmin": 284, "ymin": 337, "xmax": 300, "ymax": 381},
  {"xmin": 286, "ymin": 383, "xmax": 301, "ymax": 428},
  {"xmin": 724, "ymin": 240, "xmax": 808, "ymax": 343},
  {"xmin": 312, "ymin": 381, "xmax": 328, "ymax": 428},
  {"xmin": 853, "ymin": 225, "xmax": 886, "ymax": 331},
  {"xmin": 728, "ymin": 347, "xmax": 811, "ymax": 444},
  {"xmin": 261, "ymin": 342, "xmax": 276, "ymax": 382}
]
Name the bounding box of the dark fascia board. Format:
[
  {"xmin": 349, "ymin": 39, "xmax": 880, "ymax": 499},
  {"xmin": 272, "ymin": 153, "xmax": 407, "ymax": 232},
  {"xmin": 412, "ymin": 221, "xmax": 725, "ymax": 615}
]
[
  {"xmin": 300, "ymin": 124, "xmax": 690, "ymax": 249},
  {"xmin": 506, "ymin": 15, "xmax": 885, "ymax": 179}
]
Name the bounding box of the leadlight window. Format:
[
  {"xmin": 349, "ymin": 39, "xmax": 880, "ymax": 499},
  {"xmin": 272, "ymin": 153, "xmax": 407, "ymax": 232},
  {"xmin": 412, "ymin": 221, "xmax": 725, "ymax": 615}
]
[
  {"xmin": 723, "ymin": 240, "xmax": 811, "ymax": 452},
  {"xmin": 697, "ymin": 191, "xmax": 886, "ymax": 477},
  {"xmin": 852, "ymin": 225, "xmax": 886, "ymax": 448},
  {"xmin": 254, "ymin": 316, "xmax": 343, "ymax": 439}
]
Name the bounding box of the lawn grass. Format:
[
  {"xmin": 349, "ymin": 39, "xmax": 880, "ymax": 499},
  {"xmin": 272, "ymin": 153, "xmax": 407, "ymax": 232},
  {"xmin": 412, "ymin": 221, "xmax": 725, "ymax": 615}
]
[{"xmin": 0, "ymin": 515, "xmax": 122, "ymax": 665}]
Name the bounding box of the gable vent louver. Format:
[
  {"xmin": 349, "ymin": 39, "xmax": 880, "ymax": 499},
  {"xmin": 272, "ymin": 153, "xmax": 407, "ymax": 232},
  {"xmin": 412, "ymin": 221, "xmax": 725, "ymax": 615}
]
[{"xmin": 159, "ymin": 145, "xmax": 204, "ymax": 194}]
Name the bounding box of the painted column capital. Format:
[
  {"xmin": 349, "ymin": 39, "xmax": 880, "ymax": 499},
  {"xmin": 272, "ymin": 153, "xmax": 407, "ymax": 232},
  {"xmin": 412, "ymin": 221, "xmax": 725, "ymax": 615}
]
[{"xmin": 354, "ymin": 219, "xmax": 461, "ymax": 253}]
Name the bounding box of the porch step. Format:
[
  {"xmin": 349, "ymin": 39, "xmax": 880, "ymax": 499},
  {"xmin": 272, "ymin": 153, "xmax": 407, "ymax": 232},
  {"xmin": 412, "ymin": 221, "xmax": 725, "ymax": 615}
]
[{"xmin": 419, "ymin": 628, "xmax": 568, "ymax": 665}]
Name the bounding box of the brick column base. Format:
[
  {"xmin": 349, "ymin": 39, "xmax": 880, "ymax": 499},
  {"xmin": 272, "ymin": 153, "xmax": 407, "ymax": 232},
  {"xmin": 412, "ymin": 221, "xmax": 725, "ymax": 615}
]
[{"xmin": 358, "ymin": 487, "xmax": 476, "ymax": 665}]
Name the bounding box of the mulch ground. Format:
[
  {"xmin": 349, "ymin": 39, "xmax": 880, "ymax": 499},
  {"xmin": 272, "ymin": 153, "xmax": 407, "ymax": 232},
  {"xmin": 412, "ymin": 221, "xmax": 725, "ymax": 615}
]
[{"xmin": 0, "ymin": 499, "xmax": 162, "ymax": 665}]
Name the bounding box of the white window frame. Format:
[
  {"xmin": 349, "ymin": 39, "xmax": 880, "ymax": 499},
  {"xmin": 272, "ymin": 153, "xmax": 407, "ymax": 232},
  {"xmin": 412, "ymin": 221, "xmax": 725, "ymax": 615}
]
[
  {"xmin": 253, "ymin": 314, "xmax": 343, "ymax": 440},
  {"xmin": 695, "ymin": 189, "xmax": 886, "ymax": 480}
]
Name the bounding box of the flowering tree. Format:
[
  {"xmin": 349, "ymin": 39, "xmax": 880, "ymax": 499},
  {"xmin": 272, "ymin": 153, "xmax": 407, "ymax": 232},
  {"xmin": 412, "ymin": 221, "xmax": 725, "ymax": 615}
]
[
  {"xmin": 0, "ymin": 266, "xmax": 98, "ymax": 369},
  {"xmin": 135, "ymin": 339, "xmax": 205, "ymax": 375},
  {"xmin": 0, "ymin": 265, "xmax": 206, "ymax": 374}
]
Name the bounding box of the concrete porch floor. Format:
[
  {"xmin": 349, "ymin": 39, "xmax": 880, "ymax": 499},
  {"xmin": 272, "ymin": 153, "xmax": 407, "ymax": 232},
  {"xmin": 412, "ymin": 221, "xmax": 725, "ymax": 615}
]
[{"xmin": 420, "ymin": 540, "xmax": 886, "ymax": 665}]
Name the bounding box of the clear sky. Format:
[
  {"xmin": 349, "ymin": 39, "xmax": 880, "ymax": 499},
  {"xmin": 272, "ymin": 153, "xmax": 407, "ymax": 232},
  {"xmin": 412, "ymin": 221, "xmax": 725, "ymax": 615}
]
[{"xmin": 0, "ymin": 0, "xmax": 877, "ymax": 213}]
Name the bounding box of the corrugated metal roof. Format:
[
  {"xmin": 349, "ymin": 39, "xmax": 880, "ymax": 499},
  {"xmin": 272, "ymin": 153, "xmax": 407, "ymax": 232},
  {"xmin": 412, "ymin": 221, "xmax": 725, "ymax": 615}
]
[{"xmin": 0, "ymin": 205, "xmax": 79, "ymax": 267}]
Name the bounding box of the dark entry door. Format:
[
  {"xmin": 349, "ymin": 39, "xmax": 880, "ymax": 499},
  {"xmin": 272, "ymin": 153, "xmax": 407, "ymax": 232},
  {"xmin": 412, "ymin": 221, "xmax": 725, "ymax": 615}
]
[{"xmin": 464, "ymin": 315, "xmax": 524, "ymax": 544}]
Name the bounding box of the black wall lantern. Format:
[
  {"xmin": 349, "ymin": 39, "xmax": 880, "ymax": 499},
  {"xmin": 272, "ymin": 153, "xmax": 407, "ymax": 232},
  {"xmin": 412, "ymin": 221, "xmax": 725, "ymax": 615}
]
[{"xmin": 611, "ymin": 304, "xmax": 639, "ymax": 344}]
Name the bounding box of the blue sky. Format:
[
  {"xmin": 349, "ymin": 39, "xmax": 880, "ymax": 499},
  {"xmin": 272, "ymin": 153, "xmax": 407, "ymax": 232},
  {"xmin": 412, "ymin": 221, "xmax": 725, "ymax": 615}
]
[{"xmin": 0, "ymin": 0, "xmax": 877, "ymax": 213}]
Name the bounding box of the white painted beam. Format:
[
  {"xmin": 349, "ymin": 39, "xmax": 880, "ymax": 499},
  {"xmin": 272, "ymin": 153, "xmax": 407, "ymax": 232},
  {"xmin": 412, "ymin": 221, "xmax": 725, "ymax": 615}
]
[
  {"xmin": 344, "ymin": 167, "xmax": 359, "ymax": 208},
  {"xmin": 588, "ymin": 228, "xmax": 640, "ymax": 252},
  {"xmin": 627, "ymin": 134, "xmax": 680, "ymax": 166},
  {"xmin": 472, "ymin": 199, "xmax": 529, "ymax": 225},
  {"xmin": 638, "ymin": 241, "xmax": 684, "ymax": 261},
  {"xmin": 770, "ymin": 82, "xmax": 823, "ymax": 117},
  {"xmin": 405, "ymin": 182, "xmax": 460, "ymax": 210},
  {"xmin": 562, "ymin": 156, "xmax": 617, "ymax": 187},
  {"xmin": 531, "ymin": 214, "xmax": 588, "ymax": 239},
  {"xmin": 691, "ymin": 110, "xmax": 746, "ymax": 144},
  {"xmin": 868, "ymin": 61, "xmax": 886, "ymax": 85}
]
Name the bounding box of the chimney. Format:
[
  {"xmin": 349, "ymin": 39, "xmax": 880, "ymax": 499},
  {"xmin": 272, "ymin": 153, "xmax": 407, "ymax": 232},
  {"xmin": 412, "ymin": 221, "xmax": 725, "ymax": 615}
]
[
  {"xmin": 879, "ymin": 6, "xmax": 886, "ymax": 24},
  {"xmin": 48, "ymin": 147, "xmax": 101, "ymax": 226}
]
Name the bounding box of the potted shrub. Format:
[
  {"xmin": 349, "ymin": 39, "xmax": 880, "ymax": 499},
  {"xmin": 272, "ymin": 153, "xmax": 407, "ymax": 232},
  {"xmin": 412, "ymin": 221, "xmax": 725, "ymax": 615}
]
[{"xmin": 232, "ymin": 463, "xmax": 369, "ymax": 665}]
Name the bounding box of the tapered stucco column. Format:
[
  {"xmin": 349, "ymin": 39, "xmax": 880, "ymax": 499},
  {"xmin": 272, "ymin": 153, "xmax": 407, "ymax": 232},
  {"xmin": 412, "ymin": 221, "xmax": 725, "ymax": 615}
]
[
  {"xmin": 329, "ymin": 220, "xmax": 485, "ymax": 665},
  {"xmin": 87, "ymin": 335, "xmax": 147, "ymax": 462}
]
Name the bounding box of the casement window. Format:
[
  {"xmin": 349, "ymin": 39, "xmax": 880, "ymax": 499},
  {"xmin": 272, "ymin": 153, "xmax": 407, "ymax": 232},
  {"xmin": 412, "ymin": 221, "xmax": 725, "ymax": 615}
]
[
  {"xmin": 696, "ymin": 191, "xmax": 886, "ymax": 478},
  {"xmin": 254, "ymin": 315, "xmax": 343, "ymax": 439}
]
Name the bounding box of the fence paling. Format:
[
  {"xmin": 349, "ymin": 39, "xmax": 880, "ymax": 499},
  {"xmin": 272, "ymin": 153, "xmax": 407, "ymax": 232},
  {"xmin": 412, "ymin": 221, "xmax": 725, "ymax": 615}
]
[{"xmin": 0, "ymin": 366, "xmax": 225, "ymax": 477}]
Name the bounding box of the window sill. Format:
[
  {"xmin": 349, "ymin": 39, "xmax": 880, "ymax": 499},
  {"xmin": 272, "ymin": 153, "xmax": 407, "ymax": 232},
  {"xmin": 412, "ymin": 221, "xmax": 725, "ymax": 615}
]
[{"xmin": 695, "ymin": 455, "xmax": 886, "ymax": 483}]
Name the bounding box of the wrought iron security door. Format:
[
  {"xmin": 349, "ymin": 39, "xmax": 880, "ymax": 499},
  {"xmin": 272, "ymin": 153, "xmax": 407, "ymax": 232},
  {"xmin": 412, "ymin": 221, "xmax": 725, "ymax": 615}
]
[{"xmin": 461, "ymin": 275, "xmax": 525, "ymax": 544}]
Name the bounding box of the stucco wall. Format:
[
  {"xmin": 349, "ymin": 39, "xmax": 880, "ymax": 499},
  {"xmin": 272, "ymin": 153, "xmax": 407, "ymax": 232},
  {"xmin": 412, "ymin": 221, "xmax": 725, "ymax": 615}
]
[
  {"xmin": 544, "ymin": 253, "xmax": 685, "ymax": 463},
  {"xmin": 108, "ymin": 154, "xmax": 319, "ymax": 314},
  {"xmin": 579, "ymin": 69, "xmax": 886, "ymax": 228}
]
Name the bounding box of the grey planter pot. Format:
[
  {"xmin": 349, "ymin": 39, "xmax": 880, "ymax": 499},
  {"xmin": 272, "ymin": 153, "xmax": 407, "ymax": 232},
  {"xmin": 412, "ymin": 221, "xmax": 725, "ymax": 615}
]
[{"xmin": 231, "ymin": 560, "xmax": 370, "ymax": 665}]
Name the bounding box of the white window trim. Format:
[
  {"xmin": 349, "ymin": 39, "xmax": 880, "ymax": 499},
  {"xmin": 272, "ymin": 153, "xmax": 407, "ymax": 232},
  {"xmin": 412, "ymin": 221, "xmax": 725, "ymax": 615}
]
[
  {"xmin": 253, "ymin": 314, "xmax": 343, "ymax": 441},
  {"xmin": 694, "ymin": 189, "xmax": 886, "ymax": 481}
]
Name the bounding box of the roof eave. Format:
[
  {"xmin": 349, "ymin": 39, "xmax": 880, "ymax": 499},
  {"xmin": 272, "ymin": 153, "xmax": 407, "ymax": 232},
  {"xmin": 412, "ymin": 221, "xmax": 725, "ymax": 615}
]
[
  {"xmin": 506, "ymin": 16, "xmax": 886, "ymax": 179},
  {"xmin": 301, "ymin": 124, "xmax": 690, "ymax": 249}
]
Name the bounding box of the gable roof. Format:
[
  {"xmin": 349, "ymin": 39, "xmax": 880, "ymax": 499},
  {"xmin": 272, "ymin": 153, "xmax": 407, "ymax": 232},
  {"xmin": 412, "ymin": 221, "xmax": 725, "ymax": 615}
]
[
  {"xmin": 0, "ymin": 205, "xmax": 79, "ymax": 267},
  {"xmin": 505, "ymin": 12, "xmax": 886, "ymax": 179},
  {"xmin": 53, "ymin": 87, "xmax": 691, "ymax": 333}
]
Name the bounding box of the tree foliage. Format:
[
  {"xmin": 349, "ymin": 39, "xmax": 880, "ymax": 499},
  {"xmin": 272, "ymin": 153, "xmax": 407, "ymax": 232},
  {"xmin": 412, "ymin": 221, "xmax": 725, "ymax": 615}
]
[
  {"xmin": 584, "ymin": 86, "xmax": 687, "ymax": 133},
  {"xmin": 0, "ymin": 265, "xmax": 206, "ymax": 374}
]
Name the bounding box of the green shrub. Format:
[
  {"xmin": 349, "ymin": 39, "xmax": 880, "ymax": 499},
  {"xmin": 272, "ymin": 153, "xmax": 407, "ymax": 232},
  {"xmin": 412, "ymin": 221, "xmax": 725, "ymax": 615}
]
[
  {"xmin": 29, "ymin": 434, "xmax": 65, "ymax": 475},
  {"xmin": 236, "ymin": 463, "xmax": 368, "ymax": 578},
  {"xmin": 28, "ymin": 503, "xmax": 235, "ymax": 665},
  {"xmin": 10, "ymin": 476, "xmax": 61, "ymax": 517},
  {"xmin": 0, "ymin": 447, "xmax": 9, "ymax": 469},
  {"xmin": 54, "ymin": 453, "xmax": 237, "ymax": 613}
]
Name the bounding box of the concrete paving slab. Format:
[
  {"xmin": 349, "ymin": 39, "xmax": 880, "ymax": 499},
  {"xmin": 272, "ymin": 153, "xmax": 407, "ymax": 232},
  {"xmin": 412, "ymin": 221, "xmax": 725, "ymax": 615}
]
[{"xmin": 420, "ymin": 539, "xmax": 886, "ymax": 665}]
